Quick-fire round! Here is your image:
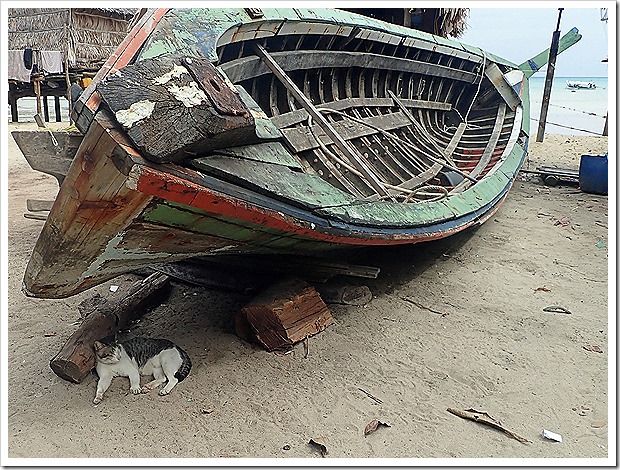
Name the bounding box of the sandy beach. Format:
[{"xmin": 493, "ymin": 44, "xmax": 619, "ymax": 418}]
[{"xmin": 5, "ymin": 121, "xmax": 610, "ymax": 462}]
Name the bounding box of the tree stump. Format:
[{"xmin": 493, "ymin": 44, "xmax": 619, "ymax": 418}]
[
  {"xmin": 236, "ymin": 278, "xmax": 333, "ymax": 351},
  {"xmin": 50, "ymin": 272, "xmax": 170, "ymax": 383}
]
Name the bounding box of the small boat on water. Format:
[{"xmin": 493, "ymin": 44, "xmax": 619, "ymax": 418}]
[
  {"xmin": 16, "ymin": 8, "xmax": 581, "ymax": 298},
  {"xmin": 566, "ymin": 80, "xmax": 596, "ymax": 89}
]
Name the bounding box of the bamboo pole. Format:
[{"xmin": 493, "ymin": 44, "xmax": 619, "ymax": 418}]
[{"xmin": 536, "ymin": 8, "xmax": 563, "ymax": 143}]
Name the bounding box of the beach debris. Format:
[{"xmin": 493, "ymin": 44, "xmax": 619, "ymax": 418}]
[
  {"xmin": 358, "ymin": 388, "xmax": 383, "ymax": 405},
  {"xmin": 282, "ymin": 445, "xmax": 291, "ymax": 451},
  {"xmin": 591, "ymin": 420, "xmax": 607, "ymax": 428},
  {"xmin": 201, "ymin": 407, "xmax": 215, "ymax": 414},
  {"xmin": 43, "ymin": 332, "xmax": 57, "ymax": 337},
  {"xmin": 308, "ymin": 437, "xmax": 328, "ymax": 457},
  {"xmin": 596, "ymin": 240, "xmax": 605, "ymax": 248},
  {"xmin": 236, "ymin": 278, "xmax": 333, "ymax": 351},
  {"xmin": 554, "ymin": 215, "xmax": 572, "ymax": 227},
  {"xmin": 541, "ymin": 429, "xmax": 563, "ymax": 443},
  {"xmin": 315, "ymin": 284, "xmax": 373, "ymax": 306},
  {"xmin": 364, "ymin": 419, "xmax": 391, "ymax": 436},
  {"xmin": 583, "ymin": 344, "xmax": 603, "ymax": 353},
  {"xmin": 542, "ymin": 305, "xmax": 572, "ymax": 314},
  {"xmin": 447, "ymin": 408, "xmax": 531, "ymax": 444},
  {"xmin": 109, "ymin": 285, "xmax": 119, "ymax": 292},
  {"xmin": 534, "ymin": 287, "xmax": 552, "ymax": 293},
  {"xmin": 401, "ymin": 297, "xmax": 450, "ymax": 316}
]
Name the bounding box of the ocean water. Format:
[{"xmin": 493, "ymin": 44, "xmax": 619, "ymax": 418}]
[
  {"xmin": 7, "ymin": 76, "xmax": 609, "ymax": 137},
  {"xmin": 528, "ymin": 76, "xmax": 609, "ymax": 136}
]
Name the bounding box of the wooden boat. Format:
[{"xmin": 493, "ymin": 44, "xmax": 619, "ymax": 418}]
[{"xmin": 19, "ymin": 8, "xmax": 581, "ymax": 298}]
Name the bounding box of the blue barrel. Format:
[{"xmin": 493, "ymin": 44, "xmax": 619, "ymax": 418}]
[{"xmin": 579, "ymin": 154, "xmax": 608, "ymax": 195}]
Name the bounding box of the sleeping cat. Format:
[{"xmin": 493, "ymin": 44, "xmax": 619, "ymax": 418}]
[{"xmin": 93, "ymin": 336, "xmax": 192, "ymax": 405}]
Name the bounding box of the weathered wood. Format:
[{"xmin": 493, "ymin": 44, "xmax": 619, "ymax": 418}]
[
  {"xmin": 26, "ymin": 199, "xmax": 54, "ymax": 212},
  {"xmin": 49, "ymin": 272, "xmax": 171, "ymax": 383},
  {"xmin": 236, "ymin": 278, "xmax": 333, "ymax": 351},
  {"xmin": 316, "ymin": 284, "xmax": 373, "ymax": 306},
  {"xmin": 254, "ymin": 44, "xmax": 390, "ymax": 198},
  {"xmin": 11, "ymin": 129, "xmax": 82, "ymax": 186},
  {"xmin": 97, "ymin": 56, "xmax": 255, "ymax": 164}
]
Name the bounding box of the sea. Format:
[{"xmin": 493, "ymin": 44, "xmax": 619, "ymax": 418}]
[{"xmin": 7, "ymin": 76, "xmax": 609, "ymax": 137}]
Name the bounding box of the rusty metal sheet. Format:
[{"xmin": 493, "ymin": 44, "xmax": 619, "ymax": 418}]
[{"xmin": 181, "ymin": 57, "xmax": 249, "ymax": 117}]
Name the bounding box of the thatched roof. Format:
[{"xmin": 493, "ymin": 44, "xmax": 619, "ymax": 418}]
[
  {"xmin": 8, "ymin": 8, "xmax": 137, "ymax": 71},
  {"xmin": 342, "ymin": 8, "xmax": 469, "ymax": 39}
]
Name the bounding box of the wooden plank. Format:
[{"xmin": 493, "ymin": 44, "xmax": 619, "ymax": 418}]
[
  {"xmin": 271, "ymin": 97, "xmax": 451, "ymax": 129},
  {"xmin": 26, "ymin": 199, "xmax": 54, "ymax": 212},
  {"xmin": 281, "ymin": 111, "xmax": 414, "ymax": 153},
  {"xmin": 452, "ymin": 104, "xmax": 507, "ymax": 193},
  {"xmin": 209, "ymin": 141, "xmax": 301, "ymax": 169},
  {"xmin": 191, "ymin": 155, "xmax": 357, "ymax": 209},
  {"xmin": 254, "ymin": 44, "xmax": 390, "ymax": 198},
  {"xmin": 220, "ymin": 50, "xmax": 478, "ymax": 85},
  {"xmin": 484, "ymin": 62, "xmax": 521, "ymax": 111}
]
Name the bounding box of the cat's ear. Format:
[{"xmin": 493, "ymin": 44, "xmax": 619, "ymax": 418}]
[{"xmin": 93, "ymin": 341, "xmax": 104, "ymax": 351}]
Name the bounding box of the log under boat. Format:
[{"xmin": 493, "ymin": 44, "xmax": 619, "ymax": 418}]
[{"xmin": 20, "ymin": 8, "xmax": 581, "ymax": 298}]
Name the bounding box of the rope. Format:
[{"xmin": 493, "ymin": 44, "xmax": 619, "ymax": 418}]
[
  {"xmin": 530, "ymin": 117, "xmax": 604, "ymax": 136},
  {"xmin": 548, "ymin": 103, "xmax": 606, "ymax": 118}
]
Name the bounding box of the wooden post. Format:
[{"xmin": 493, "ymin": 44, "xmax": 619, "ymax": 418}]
[
  {"xmin": 33, "ymin": 78, "xmax": 43, "ymax": 119},
  {"xmin": 602, "ymin": 112, "xmax": 608, "ymax": 136},
  {"xmin": 54, "ymin": 96, "xmax": 61, "ymax": 122},
  {"xmin": 43, "ymin": 94, "xmax": 50, "ymax": 122},
  {"xmin": 9, "ymin": 93, "xmax": 18, "ymax": 122},
  {"xmin": 49, "ymin": 273, "xmax": 171, "ymax": 383},
  {"xmin": 536, "ymin": 8, "xmax": 563, "ymax": 143}
]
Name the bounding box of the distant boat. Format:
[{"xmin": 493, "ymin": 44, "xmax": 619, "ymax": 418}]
[
  {"xmin": 566, "ymin": 80, "xmax": 596, "ymax": 90},
  {"xmin": 14, "ymin": 8, "xmax": 582, "ymax": 298}
]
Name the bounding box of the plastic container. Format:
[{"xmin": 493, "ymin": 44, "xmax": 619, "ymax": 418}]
[{"xmin": 579, "ymin": 154, "xmax": 608, "ymax": 195}]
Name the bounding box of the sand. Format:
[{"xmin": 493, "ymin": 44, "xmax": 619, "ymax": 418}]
[{"xmin": 4, "ymin": 122, "xmax": 610, "ymax": 462}]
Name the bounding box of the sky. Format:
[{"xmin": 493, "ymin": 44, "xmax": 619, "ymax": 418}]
[{"xmin": 458, "ymin": 6, "xmax": 612, "ymax": 77}]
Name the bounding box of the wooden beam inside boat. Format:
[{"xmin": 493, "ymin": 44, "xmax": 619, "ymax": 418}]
[{"xmin": 254, "ymin": 44, "xmax": 390, "ymax": 198}]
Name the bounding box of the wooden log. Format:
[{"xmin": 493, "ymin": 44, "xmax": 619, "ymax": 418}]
[
  {"xmin": 49, "ymin": 272, "xmax": 171, "ymax": 383},
  {"xmin": 236, "ymin": 278, "xmax": 333, "ymax": 351}
]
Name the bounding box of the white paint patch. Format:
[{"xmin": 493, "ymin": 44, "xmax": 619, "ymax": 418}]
[
  {"xmin": 153, "ymin": 64, "xmax": 187, "ymax": 85},
  {"xmin": 168, "ymin": 82, "xmax": 207, "ymax": 108},
  {"xmin": 115, "ymin": 100, "xmax": 156, "ymax": 128}
]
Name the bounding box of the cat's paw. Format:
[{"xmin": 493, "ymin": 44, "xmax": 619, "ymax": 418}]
[
  {"xmin": 93, "ymin": 396, "xmax": 102, "ymax": 405},
  {"xmin": 130, "ymin": 386, "xmax": 141, "ymax": 395},
  {"xmin": 158, "ymin": 389, "xmax": 170, "ymax": 396}
]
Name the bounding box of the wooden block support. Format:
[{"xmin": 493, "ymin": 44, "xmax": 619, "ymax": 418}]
[
  {"xmin": 236, "ymin": 278, "xmax": 333, "ymax": 351},
  {"xmin": 49, "ymin": 272, "xmax": 170, "ymax": 383}
]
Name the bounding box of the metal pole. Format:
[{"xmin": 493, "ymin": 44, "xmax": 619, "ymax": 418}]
[{"xmin": 536, "ymin": 8, "xmax": 563, "ymax": 142}]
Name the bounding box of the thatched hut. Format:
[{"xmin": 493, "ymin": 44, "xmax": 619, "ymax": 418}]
[
  {"xmin": 8, "ymin": 8, "xmax": 136, "ymax": 74},
  {"xmin": 8, "ymin": 8, "xmax": 136, "ymax": 122},
  {"xmin": 341, "ymin": 8, "xmax": 469, "ymax": 38}
]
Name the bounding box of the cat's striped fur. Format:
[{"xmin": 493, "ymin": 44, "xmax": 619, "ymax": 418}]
[{"xmin": 93, "ymin": 337, "xmax": 191, "ymax": 404}]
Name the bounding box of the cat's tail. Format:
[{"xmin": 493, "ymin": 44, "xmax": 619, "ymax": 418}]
[{"xmin": 174, "ymin": 346, "xmax": 192, "ymax": 382}]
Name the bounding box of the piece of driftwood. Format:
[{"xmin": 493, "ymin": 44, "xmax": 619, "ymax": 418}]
[
  {"xmin": 316, "ymin": 285, "xmax": 372, "ymax": 306},
  {"xmin": 447, "ymin": 408, "xmax": 531, "ymax": 444},
  {"xmin": 236, "ymin": 278, "xmax": 333, "ymax": 351},
  {"xmin": 49, "ymin": 273, "xmax": 171, "ymax": 383},
  {"xmin": 23, "ymin": 213, "xmax": 48, "ymax": 221}
]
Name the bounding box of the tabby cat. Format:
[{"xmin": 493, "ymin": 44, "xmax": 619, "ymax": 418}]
[{"xmin": 93, "ymin": 336, "xmax": 192, "ymax": 404}]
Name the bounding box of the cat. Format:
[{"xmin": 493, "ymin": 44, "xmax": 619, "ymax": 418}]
[{"xmin": 93, "ymin": 336, "xmax": 191, "ymax": 405}]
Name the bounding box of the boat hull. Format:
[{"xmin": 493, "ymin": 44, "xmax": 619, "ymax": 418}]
[{"xmin": 23, "ymin": 8, "xmax": 540, "ymax": 298}]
